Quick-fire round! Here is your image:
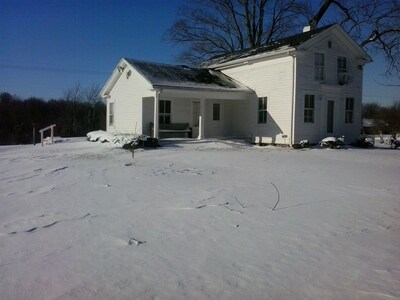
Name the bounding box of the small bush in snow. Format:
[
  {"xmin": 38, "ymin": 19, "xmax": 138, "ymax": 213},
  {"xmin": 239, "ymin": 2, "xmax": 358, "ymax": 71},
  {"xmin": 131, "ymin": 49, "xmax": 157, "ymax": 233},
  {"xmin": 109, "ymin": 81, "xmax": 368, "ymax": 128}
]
[
  {"xmin": 122, "ymin": 135, "xmax": 159, "ymax": 150},
  {"xmin": 299, "ymin": 140, "xmax": 309, "ymax": 148},
  {"xmin": 352, "ymin": 135, "xmax": 374, "ymax": 148},
  {"xmin": 320, "ymin": 136, "xmax": 345, "ymax": 149}
]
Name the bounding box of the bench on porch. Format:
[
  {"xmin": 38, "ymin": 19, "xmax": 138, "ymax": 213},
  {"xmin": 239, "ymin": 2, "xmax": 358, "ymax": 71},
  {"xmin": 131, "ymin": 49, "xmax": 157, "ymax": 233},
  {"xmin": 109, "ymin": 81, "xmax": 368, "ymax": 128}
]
[{"xmin": 150, "ymin": 122, "xmax": 192, "ymax": 138}]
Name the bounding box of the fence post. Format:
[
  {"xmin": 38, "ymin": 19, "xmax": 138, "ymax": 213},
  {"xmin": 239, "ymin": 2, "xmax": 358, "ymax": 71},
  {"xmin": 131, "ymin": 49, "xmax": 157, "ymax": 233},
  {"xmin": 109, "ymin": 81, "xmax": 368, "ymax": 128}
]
[{"xmin": 32, "ymin": 122, "xmax": 36, "ymax": 145}]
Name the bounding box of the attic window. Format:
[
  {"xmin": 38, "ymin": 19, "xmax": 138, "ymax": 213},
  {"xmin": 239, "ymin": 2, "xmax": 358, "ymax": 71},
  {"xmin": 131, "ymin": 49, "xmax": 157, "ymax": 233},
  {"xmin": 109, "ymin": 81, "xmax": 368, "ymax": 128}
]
[{"xmin": 328, "ymin": 41, "xmax": 332, "ymax": 48}]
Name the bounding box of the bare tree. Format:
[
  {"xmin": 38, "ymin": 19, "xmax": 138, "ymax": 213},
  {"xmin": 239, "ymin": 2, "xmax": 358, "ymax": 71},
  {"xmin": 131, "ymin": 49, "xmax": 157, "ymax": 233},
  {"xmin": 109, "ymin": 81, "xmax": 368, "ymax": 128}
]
[
  {"xmin": 167, "ymin": 0, "xmax": 400, "ymax": 78},
  {"xmin": 83, "ymin": 84, "xmax": 102, "ymax": 105},
  {"xmin": 306, "ymin": 0, "xmax": 400, "ymax": 78},
  {"xmin": 166, "ymin": 0, "xmax": 305, "ymax": 64},
  {"xmin": 63, "ymin": 82, "xmax": 83, "ymax": 103},
  {"xmin": 82, "ymin": 84, "xmax": 104, "ymax": 130},
  {"xmin": 63, "ymin": 83, "xmax": 84, "ymax": 135}
]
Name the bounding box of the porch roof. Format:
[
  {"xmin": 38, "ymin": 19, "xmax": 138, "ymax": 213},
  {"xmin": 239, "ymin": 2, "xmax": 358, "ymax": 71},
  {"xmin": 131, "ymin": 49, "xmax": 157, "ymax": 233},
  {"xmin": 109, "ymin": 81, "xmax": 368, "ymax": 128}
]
[{"xmin": 124, "ymin": 58, "xmax": 252, "ymax": 92}]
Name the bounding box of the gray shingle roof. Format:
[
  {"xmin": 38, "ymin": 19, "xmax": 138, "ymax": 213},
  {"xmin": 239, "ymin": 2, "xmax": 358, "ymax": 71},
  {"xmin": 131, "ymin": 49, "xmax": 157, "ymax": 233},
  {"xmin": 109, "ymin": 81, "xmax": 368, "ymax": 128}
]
[
  {"xmin": 124, "ymin": 58, "xmax": 251, "ymax": 91},
  {"xmin": 203, "ymin": 24, "xmax": 334, "ymax": 67}
]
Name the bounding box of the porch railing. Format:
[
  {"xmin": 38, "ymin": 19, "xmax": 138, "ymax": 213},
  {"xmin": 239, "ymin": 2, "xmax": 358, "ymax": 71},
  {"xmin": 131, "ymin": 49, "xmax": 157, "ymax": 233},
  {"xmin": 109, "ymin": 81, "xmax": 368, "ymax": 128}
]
[{"xmin": 39, "ymin": 124, "xmax": 56, "ymax": 146}]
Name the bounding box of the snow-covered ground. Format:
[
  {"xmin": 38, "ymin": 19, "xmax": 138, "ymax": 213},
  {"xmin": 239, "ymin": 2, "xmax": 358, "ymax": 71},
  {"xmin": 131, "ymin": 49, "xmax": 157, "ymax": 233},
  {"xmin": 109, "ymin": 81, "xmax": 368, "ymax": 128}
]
[{"xmin": 0, "ymin": 138, "xmax": 399, "ymax": 300}]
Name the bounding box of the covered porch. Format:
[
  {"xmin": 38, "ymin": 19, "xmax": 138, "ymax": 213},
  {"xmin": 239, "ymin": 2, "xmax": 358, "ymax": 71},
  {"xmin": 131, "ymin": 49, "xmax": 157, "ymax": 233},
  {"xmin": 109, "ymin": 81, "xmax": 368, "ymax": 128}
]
[{"xmin": 144, "ymin": 88, "xmax": 253, "ymax": 140}]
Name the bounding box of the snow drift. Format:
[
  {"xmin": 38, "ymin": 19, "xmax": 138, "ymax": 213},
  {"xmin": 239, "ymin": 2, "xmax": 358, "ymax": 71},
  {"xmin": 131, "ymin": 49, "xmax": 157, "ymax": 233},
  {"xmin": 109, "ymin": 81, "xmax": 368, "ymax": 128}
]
[{"xmin": 0, "ymin": 138, "xmax": 399, "ymax": 299}]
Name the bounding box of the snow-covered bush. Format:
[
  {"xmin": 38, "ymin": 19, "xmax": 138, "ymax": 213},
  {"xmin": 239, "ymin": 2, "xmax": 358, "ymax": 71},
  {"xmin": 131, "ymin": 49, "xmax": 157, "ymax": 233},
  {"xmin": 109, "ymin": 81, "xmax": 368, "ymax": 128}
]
[
  {"xmin": 86, "ymin": 130, "xmax": 158, "ymax": 149},
  {"xmin": 391, "ymin": 138, "xmax": 400, "ymax": 149},
  {"xmin": 86, "ymin": 130, "xmax": 115, "ymax": 143},
  {"xmin": 299, "ymin": 140, "xmax": 309, "ymax": 148},
  {"xmin": 352, "ymin": 135, "xmax": 374, "ymax": 148},
  {"xmin": 122, "ymin": 135, "xmax": 159, "ymax": 150},
  {"xmin": 320, "ymin": 136, "xmax": 345, "ymax": 149}
]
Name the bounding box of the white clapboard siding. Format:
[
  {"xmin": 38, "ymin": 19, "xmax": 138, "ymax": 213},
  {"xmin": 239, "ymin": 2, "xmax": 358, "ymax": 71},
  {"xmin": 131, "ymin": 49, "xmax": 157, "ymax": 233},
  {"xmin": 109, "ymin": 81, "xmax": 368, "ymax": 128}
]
[
  {"xmin": 169, "ymin": 98, "xmax": 192, "ymax": 124},
  {"xmin": 107, "ymin": 66, "xmax": 154, "ymax": 134},
  {"xmin": 203, "ymin": 100, "xmax": 236, "ymax": 138},
  {"xmin": 220, "ymin": 55, "xmax": 294, "ymax": 144},
  {"xmin": 294, "ymin": 32, "xmax": 364, "ymax": 143}
]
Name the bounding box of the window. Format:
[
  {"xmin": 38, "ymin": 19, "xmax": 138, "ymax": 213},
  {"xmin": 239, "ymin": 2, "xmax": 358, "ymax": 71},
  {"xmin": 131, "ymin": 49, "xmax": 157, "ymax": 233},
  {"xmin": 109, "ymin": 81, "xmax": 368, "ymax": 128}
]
[
  {"xmin": 304, "ymin": 94, "xmax": 315, "ymax": 123},
  {"xmin": 258, "ymin": 97, "xmax": 267, "ymax": 124},
  {"xmin": 159, "ymin": 100, "xmax": 171, "ymax": 124},
  {"xmin": 213, "ymin": 103, "xmax": 220, "ymax": 121},
  {"xmin": 337, "ymin": 56, "xmax": 347, "ymax": 74},
  {"xmin": 337, "ymin": 56, "xmax": 349, "ymax": 84},
  {"xmin": 314, "ymin": 53, "xmax": 325, "ymax": 80},
  {"xmin": 109, "ymin": 102, "xmax": 114, "ymax": 127},
  {"xmin": 345, "ymin": 97, "xmax": 354, "ymax": 124}
]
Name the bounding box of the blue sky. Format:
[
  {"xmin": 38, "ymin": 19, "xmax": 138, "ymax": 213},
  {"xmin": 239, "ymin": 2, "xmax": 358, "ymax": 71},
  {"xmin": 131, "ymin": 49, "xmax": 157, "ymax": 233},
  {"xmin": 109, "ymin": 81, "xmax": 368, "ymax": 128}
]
[{"xmin": 0, "ymin": 0, "xmax": 398, "ymax": 105}]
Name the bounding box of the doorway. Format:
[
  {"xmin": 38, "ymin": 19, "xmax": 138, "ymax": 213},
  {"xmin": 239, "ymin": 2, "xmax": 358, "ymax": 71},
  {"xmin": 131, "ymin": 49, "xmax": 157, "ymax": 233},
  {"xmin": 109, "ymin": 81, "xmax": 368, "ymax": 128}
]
[{"xmin": 327, "ymin": 100, "xmax": 334, "ymax": 133}]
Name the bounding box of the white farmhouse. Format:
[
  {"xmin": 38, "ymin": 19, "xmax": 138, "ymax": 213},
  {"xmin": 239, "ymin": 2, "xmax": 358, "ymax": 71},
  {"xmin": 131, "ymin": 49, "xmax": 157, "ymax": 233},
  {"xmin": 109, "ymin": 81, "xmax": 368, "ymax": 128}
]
[{"xmin": 100, "ymin": 24, "xmax": 371, "ymax": 145}]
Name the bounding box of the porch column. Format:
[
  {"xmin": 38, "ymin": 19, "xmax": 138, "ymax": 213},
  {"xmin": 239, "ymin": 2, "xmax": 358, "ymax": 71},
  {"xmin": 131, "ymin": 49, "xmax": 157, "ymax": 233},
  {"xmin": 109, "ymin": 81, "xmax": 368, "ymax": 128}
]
[
  {"xmin": 198, "ymin": 98, "xmax": 205, "ymax": 139},
  {"xmin": 153, "ymin": 90, "xmax": 160, "ymax": 139}
]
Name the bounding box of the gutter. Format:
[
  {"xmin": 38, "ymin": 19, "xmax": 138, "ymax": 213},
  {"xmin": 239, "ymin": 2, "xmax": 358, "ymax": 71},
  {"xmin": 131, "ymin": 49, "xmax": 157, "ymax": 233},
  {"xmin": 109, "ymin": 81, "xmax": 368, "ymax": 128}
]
[
  {"xmin": 289, "ymin": 52, "xmax": 296, "ymax": 147},
  {"xmin": 209, "ymin": 47, "xmax": 296, "ymax": 70},
  {"xmin": 151, "ymin": 84, "xmax": 252, "ymax": 94}
]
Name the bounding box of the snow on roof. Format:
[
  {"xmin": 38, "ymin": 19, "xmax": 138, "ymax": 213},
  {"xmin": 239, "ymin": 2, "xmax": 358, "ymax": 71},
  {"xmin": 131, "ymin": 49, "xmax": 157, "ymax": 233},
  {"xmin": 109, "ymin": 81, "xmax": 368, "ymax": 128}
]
[
  {"xmin": 202, "ymin": 24, "xmax": 334, "ymax": 67},
  {"xmin": 124, "ymin": 58, "xmax": 251, "ymax": 91}
]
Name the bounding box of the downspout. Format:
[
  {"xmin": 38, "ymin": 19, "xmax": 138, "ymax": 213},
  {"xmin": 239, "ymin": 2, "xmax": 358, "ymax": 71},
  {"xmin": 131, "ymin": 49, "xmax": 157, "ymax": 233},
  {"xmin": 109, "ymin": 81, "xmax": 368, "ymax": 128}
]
[
  {"xmin": 289, "ymin": 52, "xmax": 296, "ymax": 147},
  {"xmin": 154, "ymin": 89, "xmax": 161, "ymax": 139}
]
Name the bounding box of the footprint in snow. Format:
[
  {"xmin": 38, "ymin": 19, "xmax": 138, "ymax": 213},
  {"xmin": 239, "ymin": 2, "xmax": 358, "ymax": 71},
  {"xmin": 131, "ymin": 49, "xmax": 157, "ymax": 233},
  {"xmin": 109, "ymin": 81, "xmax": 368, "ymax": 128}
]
[{"xmin": 128, "ymin": 238, "xmax": 146, "ymax": 246}]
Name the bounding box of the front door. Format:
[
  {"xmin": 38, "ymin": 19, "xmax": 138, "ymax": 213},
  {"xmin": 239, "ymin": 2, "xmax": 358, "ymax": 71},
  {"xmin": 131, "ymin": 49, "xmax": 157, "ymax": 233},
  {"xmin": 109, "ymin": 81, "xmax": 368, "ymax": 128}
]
[
  {"xmin": 192, "ymin": 101, "xmax": 200, "ymax": 138},
  {"xmin": 327, "ymin": 100, "xmax": 334, "ymax": 133}
]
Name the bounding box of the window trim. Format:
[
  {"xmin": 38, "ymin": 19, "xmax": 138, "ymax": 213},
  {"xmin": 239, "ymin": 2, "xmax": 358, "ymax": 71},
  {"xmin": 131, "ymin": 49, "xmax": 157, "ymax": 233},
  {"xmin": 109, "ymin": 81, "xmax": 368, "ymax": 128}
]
[
  {"xmin": 257, "ymin": 97, "xmax": 268, "ymax": 124},
  {"xmin": 304, "ymin": 94, "xmax": 315, "ymax": 123},
  {"xmin": 108, "ymin": 102, "xmax": 115, "ymax": 127},
  {"xmin": 337, "ymin": 56, "xmax": 347, "ymax": 74}
]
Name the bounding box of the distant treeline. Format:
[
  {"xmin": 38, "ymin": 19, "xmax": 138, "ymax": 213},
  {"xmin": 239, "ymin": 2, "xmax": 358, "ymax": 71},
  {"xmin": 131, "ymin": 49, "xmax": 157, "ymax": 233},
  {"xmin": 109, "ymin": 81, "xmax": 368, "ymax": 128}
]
[
  {"xmin": 362, "ymin": 101, "xmax": 400, "ymax": 134},
  {"xmin": 0, "ymin": 85, "xmax": 106, "ymax": 145}
]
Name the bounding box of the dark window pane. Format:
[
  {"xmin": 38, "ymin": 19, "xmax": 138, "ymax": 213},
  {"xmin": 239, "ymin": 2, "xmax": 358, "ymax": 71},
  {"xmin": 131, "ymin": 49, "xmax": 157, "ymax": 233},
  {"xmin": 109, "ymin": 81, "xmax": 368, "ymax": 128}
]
[
  {"xmin": 159, "ymin": 100, "xmax": 164, "ymax": 113},
  {"xmin": 213, "ymin": 103, "xmax": 220, "ymax": 121},
  {"xmin": 257, "ymin": 97, "xmax": 267, "ymax": 124},
  {"xmin": 304, "ymin": 95, "xmax": 314, "ymax": 123}
]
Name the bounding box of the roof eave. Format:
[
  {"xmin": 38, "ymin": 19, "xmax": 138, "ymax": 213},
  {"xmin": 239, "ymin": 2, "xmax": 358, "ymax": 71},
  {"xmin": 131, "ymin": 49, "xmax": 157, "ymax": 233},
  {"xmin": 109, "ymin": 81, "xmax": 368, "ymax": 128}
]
[
  {"xmin": 100, "ymin": 58, "xmax": 129, "ymax": 99},
  {"xmin": 208, "ymin": 47, "xmax": 296, "ymax": 70},
  {"xmin": 152, "ymin": 84, "xmax": 253, "ymax": 93},
  {"xmin": 298, "ymin": 24, "xmax": 372, "ymax": 64}
]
